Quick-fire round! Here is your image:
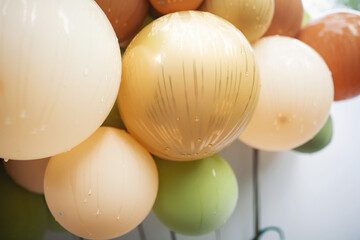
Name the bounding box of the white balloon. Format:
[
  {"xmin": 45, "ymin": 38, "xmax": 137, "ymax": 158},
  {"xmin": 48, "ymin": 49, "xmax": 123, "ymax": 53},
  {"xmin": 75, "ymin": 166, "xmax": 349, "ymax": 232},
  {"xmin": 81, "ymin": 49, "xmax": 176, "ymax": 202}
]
[{"xmin": 0, "ymin": 0, "xmax": 121, "ymax": 160}]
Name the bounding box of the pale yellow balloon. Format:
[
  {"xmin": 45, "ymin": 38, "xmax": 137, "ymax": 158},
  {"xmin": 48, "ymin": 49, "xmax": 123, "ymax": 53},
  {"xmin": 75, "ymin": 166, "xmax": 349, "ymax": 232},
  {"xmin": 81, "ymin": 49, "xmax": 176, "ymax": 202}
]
[
  {"xmin": 4, "ymin": 158, "xmax": 49, "ymax": 194},
  {"xmin": 44, "ymin": 127, "xmax": 158, "ymax": 240},
  {"xmin": 119, "ymin": 11, "xmax": 260, "ymax": 161},
  {"xmin": 0, "ymin": 0, "xmax": 121, "ymax": 160},
  {"xmin": 200, "ymin": 0, "xmax": 275, "ymax": 42},
  {"xmin": 239, "ymin": 36, "xmax": 334, "ymax": 151}
]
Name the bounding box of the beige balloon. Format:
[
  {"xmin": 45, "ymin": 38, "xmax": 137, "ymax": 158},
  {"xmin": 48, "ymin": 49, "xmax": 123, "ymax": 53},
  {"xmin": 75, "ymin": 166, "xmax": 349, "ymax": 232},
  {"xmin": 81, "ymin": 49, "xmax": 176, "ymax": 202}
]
[
  {"xmin": 44, "ymin": 127, "xmax": 158, "ymax": 240},
  {"xmin": 239, "ymin": 36, "xmax": 334, "ymax": 151},
  {"xmin": 119, "ymin": 11, "xmax": 260, "ymax": 161},
  {"xmin": 0, "ymin": 0, "xmax": 121, "ymax": 160},
  {"xmin": 4, "ymin": 158, "xmax": 49, "ymax": 194},
  {"xmin": 200, "ymin": 0, "xmax": 275, "ymax": 42}
]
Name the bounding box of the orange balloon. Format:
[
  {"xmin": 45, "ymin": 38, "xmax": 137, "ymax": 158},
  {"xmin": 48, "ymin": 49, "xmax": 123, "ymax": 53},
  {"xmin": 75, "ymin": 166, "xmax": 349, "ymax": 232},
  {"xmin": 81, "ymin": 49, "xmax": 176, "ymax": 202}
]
[
  {"xmin": 297, "ymin": 11, "xmax": 360, "ymax": 101},
  {"xmin": 95, "ymin": 0, "xmax": 149, "ymax": 42},
  {"xmin": 149, "ymin": 0, "xmax": 204, "ymax": 14},
  {"xmin": 264, "ymin": 0, "xmax": 303, "ymax": 37}
]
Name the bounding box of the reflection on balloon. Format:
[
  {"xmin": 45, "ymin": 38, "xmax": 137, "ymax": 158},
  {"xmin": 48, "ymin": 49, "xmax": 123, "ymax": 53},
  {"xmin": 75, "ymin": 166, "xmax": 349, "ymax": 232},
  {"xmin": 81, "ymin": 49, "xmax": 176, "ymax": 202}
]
[
  {"xmin": 239, "ymin": 36, "xmax": 334, "ymax": 151},
  {"xmin": 149, "ymin": 0, "xmax": 204, "ymax": 14},
  {"xmin": 297, "ymin": 11, "xmax": 360, "ymax": 101},
  {"xmin": 200, "ymin": 0, "xmax": 275, "ymax": 42},
  {"xmin": 0, "ymin": 0, "xmax": 121, "ymax": 160},
  {"xmin": 5, "ymin": 158, "xmax": 49, "ymax": 194},
  {"xmin": 119, "ymin": 11, "xmax": 260, "ymax": 161},
  {"xmin": 294, "ymin": 116, "xmax": 333, "ymax": 153},
  {"xmin": 95, "ymin": 0, "xmax": 149, "ymax": 43},
  {"xmin": 264, "ymin": 0, "xmax": 303, "ymax": 37},
  {"xmin": 44, "ymin": 127, "xmax": 158, "ymax": 240},
  {"xmin": 153, "ymin": 154, "xmax": 238, "ymax": 236}
]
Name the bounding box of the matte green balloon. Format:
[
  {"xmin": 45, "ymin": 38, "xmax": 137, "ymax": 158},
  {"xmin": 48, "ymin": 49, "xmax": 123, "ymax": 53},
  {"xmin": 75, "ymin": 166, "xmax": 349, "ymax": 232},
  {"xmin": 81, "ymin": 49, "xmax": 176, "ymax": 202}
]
[
  {"xmin": 153, "ymin": 154, "xmax": 238, "ymax": 236},
  {"xmin": 0, "ymin": 162, "xmax": 48, "ymax": 240},
  {"xmin": 294, "ymin": 116, "xmax": 333, "ymax": 153},
  {"xmin": 102, "ymin": 101, "xmax": 125, "ymax": 129},
  {"xmin": 302, "ymin": 10, "xmax": 311, "ymax": 27}
]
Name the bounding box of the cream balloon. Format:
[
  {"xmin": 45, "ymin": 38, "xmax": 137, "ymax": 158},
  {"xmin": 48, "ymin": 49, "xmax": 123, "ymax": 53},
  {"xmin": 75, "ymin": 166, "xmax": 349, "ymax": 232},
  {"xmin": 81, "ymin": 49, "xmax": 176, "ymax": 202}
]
[
  {"xmin": 239, "ymin": 36, "xmax": 334, "ymax": 151},
  {"xmin": 4, "ymin": 158, "xmax": 49, "ymax": 194},
  {"xmin": 0, "ymin": 0, "xmax": 121, "ymax": 160},
  {"xmin": 119, "ymin": 11, "xmax": 260, "ymax": 161},
  {"xmin": 200, "ymin": 0, "xmax": 275, "ymax": 42},
  {"xmin": 44, "ymin": 127, "xmax": 158, "ymax": 240}
]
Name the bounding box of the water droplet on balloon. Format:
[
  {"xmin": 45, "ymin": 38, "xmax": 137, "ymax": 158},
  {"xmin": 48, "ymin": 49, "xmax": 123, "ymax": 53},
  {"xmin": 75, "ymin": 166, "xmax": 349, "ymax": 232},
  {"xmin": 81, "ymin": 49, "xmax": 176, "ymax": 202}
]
[
  {"xmin": 96, "ymin": 209, "xmax": 100, "ymax": 216},
  {"xmin": 84, "ymin": 68, "xmax": 89, "ymax": 76},
  {"xmin": 88, "ymin": 189, "xmax": 92, "ymax": 196},
  {"xmin": 208, "ymin": 144, "xmax": 214, "ymax": 148},
  {"xmin": 164, "ymin": 147, "xmax": 170, "ymax": 152},
  {"xmin": 212, "ymin": 169, "xmax": 216, "ymax": 177},
  {"xmin": 107, "ymin": 8, "xmax": 111, "ymax": 12},
  {"xmin": 40, "ymin": 125, "xmax": 47, "ymax": 132},
  {"xmin": 245, "ymin": 71, "xmax": 249, "ymax": 76},
  {"xmin": 197, "ymin": 138, "xmax": 202, "ymax": 142},
  {"xmin": 4, "ymin": 118, "xmax": 11, "ymax": 125},
  {"xmin": 115, "ymin": 19, "xmax": 119, "ymax": 24},
  {"xmin": 101, "ymin": 96, "xmax": 105, "ymax": 103},
  {"xmin": 19, "ymin": 110, "xmax": 26, "ymax": 118},
  {"xmin": 176, "ymin": 116, "xmax": 180, "ymax": 121},
  {"xmin": 31, "ymin": 128, "xmax": 38, "ymax": 135},
  {"xmin": 83, "ymin": 199, "xmax": 88, "ymax": 204},
  {"xmin": 116, "ymin": 215, "xmax": 120, "ymax": 221},
  {"xmin": 4, "ymin": 158, "xmax": 9, "ymax": 163},
  {"xmin": 194, "ymin": 116, "xmax": 200, "ymax": 122},
  {"xmin": 58, "ymin": 211, "xmax": 64, "ymax": 218}
]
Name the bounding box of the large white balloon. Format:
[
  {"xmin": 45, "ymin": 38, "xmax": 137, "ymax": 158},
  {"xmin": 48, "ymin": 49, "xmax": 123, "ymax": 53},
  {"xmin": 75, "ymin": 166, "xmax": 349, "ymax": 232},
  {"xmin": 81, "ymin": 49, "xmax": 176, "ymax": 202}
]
[
  {"xmin": 0, "ymin": 0, "xmax": 121, "ymax": 160},
  {"xmin": 239, "ymin": 36, "xmax": 334, "ymax": 151}
]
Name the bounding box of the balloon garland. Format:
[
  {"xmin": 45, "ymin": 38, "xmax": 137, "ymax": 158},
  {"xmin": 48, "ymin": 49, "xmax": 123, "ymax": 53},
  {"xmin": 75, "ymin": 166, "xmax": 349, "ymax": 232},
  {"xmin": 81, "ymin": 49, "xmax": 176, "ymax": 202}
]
[{"xmin": 0, "ymin": 0, "xmax": 359, "ymax": 240}]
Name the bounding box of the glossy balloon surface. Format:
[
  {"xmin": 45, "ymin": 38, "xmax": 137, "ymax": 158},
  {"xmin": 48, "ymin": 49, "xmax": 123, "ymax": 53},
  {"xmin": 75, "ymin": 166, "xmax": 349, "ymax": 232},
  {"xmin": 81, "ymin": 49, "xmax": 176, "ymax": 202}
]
[
  {"xmin": 294, "ymin": 116, "xmax": 333, "ymax": 153},
  {"xmin": 5, "ymin": 158, "xmax": 49, "ymax": 194},
  {"xmin": 0, "ymin": 0, "xmax": 121, "ymax": 160},
  {"xmin": 200, "ymin": 0, "xmax": 275, "ymax": 42},
  {"xmin": 150, "ymin": 0, "xmax": 204, "ymax": 14},
  {"xmin": 95, "ymin": 0, "xmax": 149, "ymax": 42},
  {"xmin": 264, "ymin": 0, "xmax": 303, "ymax": 37},
  {"xmin": 119, "ymin": 11, "xmax": 260, "ymax": 161},
  {"xmin": 153, "ymin": 154, "xmax": 238, "ymax": 236},
  {"xmin": 44, "ymin": 127, "xmax": 158, "ymax": 240},
  {"xmin": 239, "ymin": 36, "xmax": 334, "ymax": 151},
  {"xmin": 297, "ymin": 12, "xmax": 360, "ymax": 101}
]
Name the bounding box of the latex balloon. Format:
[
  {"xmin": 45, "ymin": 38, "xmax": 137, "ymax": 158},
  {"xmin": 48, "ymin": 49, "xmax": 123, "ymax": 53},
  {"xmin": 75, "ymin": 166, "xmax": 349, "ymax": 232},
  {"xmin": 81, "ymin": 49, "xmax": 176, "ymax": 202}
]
[
  {"xmin": 302, "ymin": 10, "xmax": 311, "ymax": 27},
  {"xmin": 264, "ymin": 0, "xmax": 303, "ymax": 37},
  {"xmin": 153, "ymin": 154, "xmax": 238, "ymax": 236},
  {"xmin": 0, "ymin": 0, "xmax": 121, "ymax": 160},
  {"xmin": 200, "ymin": 0, "xmax": 275, "ymax": 42},
  {"xmin": 119, "ymin": 11, "xmax": 260, "ymax": 161},
  {"xmin": 239, "ymin": 36, "xmax": 334, "ymax": 151},
  {"xmin": 0, "ymin": 163, "xmax": 48, "ymax": 240},
  {"xmin": 149, "ymin": 0, "xmax": 204, "ymax": 14},
  {"xmin": 4, "ymin": 158, "xmax": 49, "ymax": 194},
  {"xmin": 294, "ymin": 116, "xmax": 333, "ymax": 153},
  {"xmin": 95, "ymin": 0, "xmax": 149, "ymax": 42},
  {"xmin": 102, "ymin": 102, "xmax": 125, "ymax": 129},
  {"xmin": 297, "ymin": 11, "xmax": 360, "ymax": 101},
  {"xmin": 44, "ymin": 127, "xmax": 158, "ymax": 240}
]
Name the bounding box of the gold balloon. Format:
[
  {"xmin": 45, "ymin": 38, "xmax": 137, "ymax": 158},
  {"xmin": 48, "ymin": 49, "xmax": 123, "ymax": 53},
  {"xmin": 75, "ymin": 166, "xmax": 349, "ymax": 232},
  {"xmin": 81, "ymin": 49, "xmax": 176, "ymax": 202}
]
[
  {"xmin": 200, "ymin": 0, "xmax": 275, "ymax": 42},
  {"xmin": 5, "ymin": 158, "xmax": 49, "ymax": 194},
  {"xmin": 239, "ymin": 36, "xmax": 334, "ymax": 151},
  {"xmin": 44, "ymin": 127, "xmax": 158, "ymax": 240},
  {"xmin": 119, "ymin": 11, "xmax": 260, "ymax": 161}
]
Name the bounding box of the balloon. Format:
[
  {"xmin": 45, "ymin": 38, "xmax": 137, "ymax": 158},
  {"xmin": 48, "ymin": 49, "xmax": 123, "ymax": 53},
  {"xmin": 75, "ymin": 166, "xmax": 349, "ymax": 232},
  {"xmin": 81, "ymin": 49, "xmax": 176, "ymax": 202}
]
[
  {"xmin": 4, "ymin": 158, "xmax": 49, "ymax": 194},
  {"xmin": 44, "ymin": 127, "xmax": 158, "ymax": 240},
  {"xmin": 294, "ymin": 116, "xmax": 333, "ymax": 153},
  {"xmin": 200, "ymin": 0, "xmax": 275, "ymax": 42},
  {"xmin": 119, "ymin": 11, "xmax": 260, "ymax": 161},
  {"xmin": 297, "ymin": 11, "xmax": 360, "ymax": 101},
  {"xmin": 0, "ymin": 163, "xmax": 48, "ymax": 240},
  {"xmin": 95, "ymin": 0, "xmax": 149, "ymax": 43},
  {"xmin": 0, "ymin": 0, "xmax": 121, "ymax": 160},
  {"xmin": 302, "ymin": 10, "xmax": 311, "ymax": 27},
  {"xmin": 264, "ymin": 0, "xmax": 303, "ymax": 37},
  {"xmin": 149, "ymin": 0, "xmax": 204, "ymax": 14},
  {"xmin": 102, "ymin": 102, "xmax": 125, "ymax": 129},
  {"xmin": 239, "ymin": 36, "xmax": 334, "ymax": 151},
  {"xmin": 153, "ymin": 154, "xmax": 238, "ymax": 236}
]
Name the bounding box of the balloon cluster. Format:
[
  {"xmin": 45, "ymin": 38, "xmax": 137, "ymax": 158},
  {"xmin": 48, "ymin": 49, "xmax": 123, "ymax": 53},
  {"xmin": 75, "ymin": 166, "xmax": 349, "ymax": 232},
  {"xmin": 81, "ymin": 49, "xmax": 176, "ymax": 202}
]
[{"xmin": 0, "ymin": 0, "xmax": 359, "ymax": 239}]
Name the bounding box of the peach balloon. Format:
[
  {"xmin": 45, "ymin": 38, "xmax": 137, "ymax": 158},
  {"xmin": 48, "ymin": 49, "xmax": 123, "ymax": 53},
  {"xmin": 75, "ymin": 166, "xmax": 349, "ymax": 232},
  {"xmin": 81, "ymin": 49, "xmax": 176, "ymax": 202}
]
[
  {"xmin": 264, "ymin": 0, "xmax": 303, "ymax": 37},
  {"xmin": 0, "ymin": 0, "xmax": 121, "ymax": 160},
  {"xmin": 149, "ymin": 0, "xmax": 204, "ymax": 14},
  {"xmin": 239, "ymin": 36, "xmax": 334, "ymax": 151},
  {"xmin": 297, "ymin": 11, "xmax": 360, "ymax": 101},
  {"xmin": 119, "ymin": 11, "xmax": 260, "ymax": 161},
  {"xmin": 44, "ymin": 127, "xmax": 158, "ymax": 240},
  {"xmin": 95, "ymin": 0, "xmax": 149, "ymax": 43},
  {"xmin": 200, "ymin": 0, "xmax": 275, "ymax": 42},
  {"xmin": 5, "ymin": 158, "xmax": 49, "ymax": 194}
]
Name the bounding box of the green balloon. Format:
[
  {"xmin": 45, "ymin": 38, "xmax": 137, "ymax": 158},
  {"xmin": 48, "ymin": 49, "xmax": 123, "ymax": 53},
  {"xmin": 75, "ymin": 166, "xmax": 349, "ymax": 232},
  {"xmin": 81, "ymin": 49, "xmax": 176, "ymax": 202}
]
[
  {"xmin": 302, "ymin": 10, "xmax": 311, "ymax": 27},
  {"xmin": 102, "ymin": 101, "xmax": 125, "ymax": 129},
  {"xmin": 0, "ymin": 163, "xmax": 48, "ymax": 240},
  {"xmin": 294, "ymin": 116, "xmax": 333, "ymax": 153},
  {"xmin": 153, "ymin": 154, "xmax": 238, "ymax": 236},
  {"xmin": 337, "ymin": 0, "xmax": 360, "ymax": 10}
]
